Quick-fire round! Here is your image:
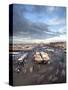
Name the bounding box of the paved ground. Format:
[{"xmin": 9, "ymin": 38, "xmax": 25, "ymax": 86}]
[{"xmin": 11, "ymin": 46, "xmax": 66, "ymax": 86}]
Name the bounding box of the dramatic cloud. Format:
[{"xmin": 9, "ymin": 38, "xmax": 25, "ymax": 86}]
[{"xmin": 11, "ymin": 4, "xmax": 66, "ymax": 43}]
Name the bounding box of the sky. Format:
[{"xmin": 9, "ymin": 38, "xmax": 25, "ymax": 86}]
[{"xmin": 11, "ymin": 4, "xmax": 66, "ymax": 44}]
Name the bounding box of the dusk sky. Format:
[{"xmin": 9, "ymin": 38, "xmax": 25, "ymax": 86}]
[{"xmin": 12, "ymin": 4, "xmax": 66, "ymax": 43}]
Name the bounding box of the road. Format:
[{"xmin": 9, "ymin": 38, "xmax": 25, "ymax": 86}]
[{"xmin": 11, "ymin": 46, "xmax": 66, "ymax": 86}]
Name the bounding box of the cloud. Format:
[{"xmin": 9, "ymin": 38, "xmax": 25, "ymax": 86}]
[
  {"xmin": 48, "ymin": 25, "xmax": 66, "ymax": 35},
  {"xmin": 58, "ymin": 26, "xmax": 66, "ymax": 34},
  {"xmin": 13, "ymin": 5, "xmax": 51, "ymax": 39},
  {"xmin": 45, "ymin": 35, "xmax": 66, "ymax": 43},
  {"xmin": 11, "ymin": 4, "xmax": 66, "ymax": 44},
  {"xmin": 45, "ymin": 17, "xmax": 66, "ymax": 26},
  {"xmin": 46, "ymin": 6, "xmax": 56, "ymax": 13},
  {"xmin": 13, "ymin": 35, "xmax": 66, "ymax": 44}
]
